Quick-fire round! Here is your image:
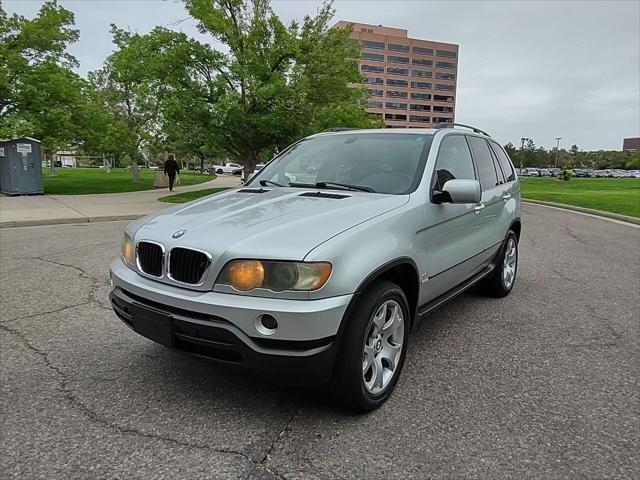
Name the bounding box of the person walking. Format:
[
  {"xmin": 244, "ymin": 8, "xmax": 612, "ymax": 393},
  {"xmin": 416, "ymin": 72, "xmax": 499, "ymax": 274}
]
[{"xmin": 164, "ymin": 154, "xmax": 180, "ymax": 192}]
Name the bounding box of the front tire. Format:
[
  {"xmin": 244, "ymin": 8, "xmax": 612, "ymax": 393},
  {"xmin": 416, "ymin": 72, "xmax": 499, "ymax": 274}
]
[
  {"xmin": 479, "ymin": 230, "xmax": 518, "ymax": 297},
  {"xmin": 330, "ymin": 280, "xmax": 410, "ymax": 412}
]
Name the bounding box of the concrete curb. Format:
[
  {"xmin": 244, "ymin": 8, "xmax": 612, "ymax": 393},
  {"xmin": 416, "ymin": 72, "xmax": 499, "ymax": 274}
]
[
  {"xmin": 3, "ymin": 199, "xmax": 637, "ymax": 229},
  {"xmin": 0, "ymin": 214, "xmax": 143, "ymax": 229},
  {"xmin": 523, "ymin": 199, "xmax": 640, "ymax": 225}
]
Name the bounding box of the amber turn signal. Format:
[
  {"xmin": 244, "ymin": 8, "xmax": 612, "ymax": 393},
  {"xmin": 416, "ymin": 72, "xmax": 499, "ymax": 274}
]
[{"xmin": 228, "ymin": 260, "xmax": 265, "ymax": 291}]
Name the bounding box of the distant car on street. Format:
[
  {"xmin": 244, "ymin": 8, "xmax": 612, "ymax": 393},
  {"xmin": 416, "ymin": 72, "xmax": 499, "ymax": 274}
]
[
  {"xmin": 241, "ymin": 163, "xmax": 267, "ymax": 182},
  {"xmin": 594, "ymin": 170, "xmax": 608, "ymax": 177},
  {"xmin": 524, "ymin": 168, "xmax": 539, "ymax": 176},
  {"xmin": 573, "ymin": 169, "xmax": 590, "ymax": 178},
  {"xmin": 548, "ymin": 168, "xmax": 560, "ymax": 176},
  {"xmin": 538, "ymin": 168, "xmax": 552, "ymax": 177},
  {"xmin": 212, "ymin": 162, "xmax": 243, "ymax": 175}
]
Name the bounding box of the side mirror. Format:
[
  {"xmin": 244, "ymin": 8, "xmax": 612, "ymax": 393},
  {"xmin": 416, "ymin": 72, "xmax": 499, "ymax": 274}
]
[{"xmin": 433, "ymin": 179, "xmax": 481, "ymax": 204}]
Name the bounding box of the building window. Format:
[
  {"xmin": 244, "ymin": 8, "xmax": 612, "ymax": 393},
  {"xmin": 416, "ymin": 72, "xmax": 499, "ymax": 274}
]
[
  {"xmin": 361, "ymin": 28, "xmax": 374, "ymax": 34},
  {"xmin": 411, "ymin": 69, "xmax": 432, "ymax": 78},
  {"xmin": 384, "ymin": 113, "xmax": 407, "ymax": 121},
  {"xmin": 432, "ymin": 116, "xmax": 452, "ymax": 123},
  {"xmin": 387, "ymin": 67, "xmax": 409, "ymax": 76},
  {"xmin": 434, "ymin": 72, "xmax": 456, "ymax": 80},
  {"xmin": 434, "ymin": 94, "xmax": 454, "ymax": 102},
  {"xmin": 367, "ymin": 89, "xmax": 384, "ymax": 97},
  {"xmin": 387, "ymin": 90, "xmax": 408, "ymax": 98},
  {"xmin": 409, "ymin": 115, "xmax": 430, "ymax": 123},
  {"xmin": 435, "ymin": 83, "xmax": 455, "ymax": 91},
  {"xmin": 361, "ymin": 64, "xmax": 385, "ymax": 73},
  {"xmin": 436, "ymin": 49, "xmax": 457, "ymax": 58},
  {"xmin": 410, "ymin": 92, "xmax": 432, "ymax": 100},
  {"xmin": 411, "ymin": 81, "xmax": 432, "ymax": 89},
  {"xmin": 410, "ymin": 104, "xmax": 431, "ymax": 111},
  {"xmin": 433, "ymin": 105, "xmax": 453, "ymax": 113},
  {"xmin": 363, "ymin": 76, "xmax": 384, "ymax": 85},
  {"xmin": 388, "ymin": 43, "xmax": 410, "ymax": 52},
  {"xmin": 362, "ymin": 52, "xmax": 385, "ymax": 62},
  {"xmin": 386, "ymin": 78, "xmax": 409, "ymax": 87},
  {"xmin": 387, "ymin": 55, "xmax": 410, "ymax": 64},
  {"xmin": 412, "ymin": 58, "xmax": 433, "ymax": 66},
  {"xmin": 435, "ymin": 61, "xmax": 456, "ymax": 69},
  {"xmin": 385, "ymin": 102, "xmax": 408, "ymax": 110},
  {"xmin": 365, "ymin": 100, "xmax": 384, "ymax": 108},
  {"xmin": 362, "ymin": 40, "xmax": 385, "ymax": 49},
  {"xmin": 412, "ymin": 46, "xmax": 434, "ymax": 56}
]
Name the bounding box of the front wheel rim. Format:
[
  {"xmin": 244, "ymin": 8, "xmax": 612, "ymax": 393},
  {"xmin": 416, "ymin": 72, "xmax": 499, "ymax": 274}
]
[
  {"xmin": 502, "ymin": 238, "xmax": 517, "ymax": 289},
  {"xmin": 362, "ymin": 299, "xmax": 405, "ymax": 395}
]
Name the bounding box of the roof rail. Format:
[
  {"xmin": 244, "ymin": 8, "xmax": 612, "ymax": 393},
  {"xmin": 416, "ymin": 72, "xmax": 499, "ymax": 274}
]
[
  {"xmin": 321, "ymin": 127, "xmax": 362, "ymax": 133},
  {"xmin": 433, "ymin": 123, "xmax": 491, "ymax": 137}
]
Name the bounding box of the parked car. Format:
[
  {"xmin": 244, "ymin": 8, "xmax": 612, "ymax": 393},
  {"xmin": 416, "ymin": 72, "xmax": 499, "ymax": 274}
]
[
  {"xmin": 594, "ymin": 170, "xmax": 608, "ymax": 177},
  {"xmin": 241, "ymin": 163, "xmax": 266, "ymax": 182},
  {"xmin": 110, "ymin": 125, "xmax": 522, "ymax": 411},
  {"xmin": 212, "ymin": 162, "xmax": 243, "ymax": 175},
  {"xmin": 548, "ymin": 168, "xmax": 560, "ymax": 177},
  {"xmin": 524, "ymin": 168, "xmax": 539, "ymax": 176},
  {"xmin": 538, "ymin": 168, "xmax": 552, "ymax": 177},
  {"xmin": 609, "ymin": 169, "xmax": 627, "ymax": 178}
]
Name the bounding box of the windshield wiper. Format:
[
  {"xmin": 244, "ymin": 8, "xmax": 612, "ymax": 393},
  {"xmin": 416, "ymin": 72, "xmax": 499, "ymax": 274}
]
[
  {"xmin": 259, "ymin": 179, "xmax": 285, "ymax": 187},
  {"xmin": 315, "ymin": 181, "xmax": 375, "ymax": 193}
]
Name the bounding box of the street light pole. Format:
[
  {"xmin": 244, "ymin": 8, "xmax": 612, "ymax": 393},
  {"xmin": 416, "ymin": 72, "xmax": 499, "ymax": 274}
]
[{"xmin": 555, "ymin": 137, "xmax": 562, "ymax": 168}]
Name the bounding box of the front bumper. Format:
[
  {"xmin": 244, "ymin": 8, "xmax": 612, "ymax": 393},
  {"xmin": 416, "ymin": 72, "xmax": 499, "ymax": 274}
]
[{"xmin": 109, "ymin": 259, "xmax": 354, "ymax": 384}]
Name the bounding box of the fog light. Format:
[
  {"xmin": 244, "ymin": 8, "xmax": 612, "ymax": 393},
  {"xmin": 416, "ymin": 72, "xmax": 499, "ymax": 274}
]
[{"xmin": 255, "ymin": 314, "xmax": 278, "ymax": 336}]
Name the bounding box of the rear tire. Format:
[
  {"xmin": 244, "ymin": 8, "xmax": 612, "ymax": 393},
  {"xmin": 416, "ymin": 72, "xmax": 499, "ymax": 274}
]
[
  {"xmin": 216, "ymin": 168, "xmax": 223, "ymax": 174},
  {"xmin": 478, "ymin": 231, "xmax": 518, "ymax": 298},
  {"xmin": 329, "ymin": 280, "xmax": 410, "ymax": 412}
]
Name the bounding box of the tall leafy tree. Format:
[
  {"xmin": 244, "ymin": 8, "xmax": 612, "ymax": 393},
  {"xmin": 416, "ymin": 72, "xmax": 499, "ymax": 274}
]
[
  {"xmin": 94, "ymin": 0, "xmax": 379, "ymax": 168},
  {"xmin": 181, "ymin": 0, "xmax": 379, "ymax": 169}
]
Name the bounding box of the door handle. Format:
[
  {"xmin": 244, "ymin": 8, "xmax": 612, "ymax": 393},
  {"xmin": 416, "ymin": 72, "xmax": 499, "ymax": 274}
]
[
  {"xmin": 502, "ymin": 193, "xmax": 511, "ymax": 201},
  {"xmin": 474, "ymin": 203, "xmax": 485, "ymax": 214}
]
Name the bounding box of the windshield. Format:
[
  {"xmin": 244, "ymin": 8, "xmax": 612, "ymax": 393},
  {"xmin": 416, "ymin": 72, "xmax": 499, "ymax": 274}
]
[{"xmin": 248, "ymin": 133, "xmax": 433, "ymax": 194}]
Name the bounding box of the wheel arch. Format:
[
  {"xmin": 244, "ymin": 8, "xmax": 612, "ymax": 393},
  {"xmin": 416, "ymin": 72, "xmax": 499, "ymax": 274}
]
[
  {"xmin": 353, "ymin": 257, "xmax": 420, "ymax": 329},
  {"xmin": 510, "ymin": 218, "xmax": 522, "ymax": 241}
]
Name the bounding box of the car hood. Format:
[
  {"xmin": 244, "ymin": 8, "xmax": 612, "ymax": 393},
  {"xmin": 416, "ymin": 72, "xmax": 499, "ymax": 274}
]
[{"xmin": 133, "ymin": 187, "xmax": 408, "ymax": 261}]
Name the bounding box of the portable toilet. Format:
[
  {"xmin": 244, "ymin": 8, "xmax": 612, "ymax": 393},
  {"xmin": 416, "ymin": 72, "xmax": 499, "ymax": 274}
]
[{"xmin": 0, "ymin": 137, "xmax": 44, "ymax": 195}]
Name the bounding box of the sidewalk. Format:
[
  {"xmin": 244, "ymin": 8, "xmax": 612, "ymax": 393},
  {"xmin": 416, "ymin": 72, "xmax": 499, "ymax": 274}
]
[{"xmin": 0, "ymin": 175, "xmax": 241, "ymax": 228}]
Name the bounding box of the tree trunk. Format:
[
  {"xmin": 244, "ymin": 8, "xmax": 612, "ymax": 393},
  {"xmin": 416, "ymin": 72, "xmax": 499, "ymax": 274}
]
[{"xmin": 243, "ymin": 150, "xmax": 259, "ymax": 175}]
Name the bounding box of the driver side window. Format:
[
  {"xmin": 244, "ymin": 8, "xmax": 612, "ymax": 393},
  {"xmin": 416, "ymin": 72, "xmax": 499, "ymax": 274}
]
[{"xmin": 432, "ymin": 135, "xmax": 476, "ymax": 192}]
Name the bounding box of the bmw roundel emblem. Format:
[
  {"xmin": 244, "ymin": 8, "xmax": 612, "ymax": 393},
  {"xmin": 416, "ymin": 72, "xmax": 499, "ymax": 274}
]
[{"xmin": 172, "ymin": 229, "xmax": 187, "ymax": 239}]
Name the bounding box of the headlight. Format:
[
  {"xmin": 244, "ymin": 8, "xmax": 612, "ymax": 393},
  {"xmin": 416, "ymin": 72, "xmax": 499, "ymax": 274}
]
[
  {"xmin": 217, "ymin": 260, "xmax": 331, "ymax": 292},
  {"xmin": 121, "ymin": 233, "xmax": 135, "ymax": 266}
]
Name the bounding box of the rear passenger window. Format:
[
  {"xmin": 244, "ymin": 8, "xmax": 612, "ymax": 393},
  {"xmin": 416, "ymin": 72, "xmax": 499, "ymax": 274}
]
[
  {"xmin": 467, "ymin": 136, "xmax": 498, "ymax": 190},
  {"xmin": 489, "ymin": 141, "xmax": 516, "ymax": 182},
  {"xmin": 432, "ymin": 135, "xmax": 476, "ymax": 191}
]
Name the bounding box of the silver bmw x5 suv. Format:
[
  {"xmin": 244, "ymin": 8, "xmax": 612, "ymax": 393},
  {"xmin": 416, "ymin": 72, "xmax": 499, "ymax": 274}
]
[{"xmin": 110, "ymin": 124, "xmax": 521, "ymax": 411}]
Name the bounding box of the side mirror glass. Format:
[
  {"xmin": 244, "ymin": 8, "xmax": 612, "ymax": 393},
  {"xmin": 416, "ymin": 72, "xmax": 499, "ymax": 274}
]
[{"xmin": 433, "ymin": 179, "xmax": 481, "ymax": 204}]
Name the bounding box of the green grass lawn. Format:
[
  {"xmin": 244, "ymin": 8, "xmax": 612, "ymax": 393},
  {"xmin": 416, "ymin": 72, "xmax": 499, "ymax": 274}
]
[
  {"xmin": 43, "ymin": 168, "xmax": 215, "ymax": 194},
  {"xmin": 520, "ymin": 177, "xmax": 640, "ymax": 218},
  {"xmin": 158, "ymin": 187, "xmax": 231, "ymax": 203}
]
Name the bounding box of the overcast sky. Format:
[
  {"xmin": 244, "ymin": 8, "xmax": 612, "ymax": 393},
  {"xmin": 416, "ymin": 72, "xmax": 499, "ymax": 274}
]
[{"xmin": 5, "ymin": 0, "xmax": 640, "ymax": 150}]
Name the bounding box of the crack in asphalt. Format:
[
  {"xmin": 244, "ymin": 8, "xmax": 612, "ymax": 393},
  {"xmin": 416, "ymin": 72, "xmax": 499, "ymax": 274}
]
[
  {"xmin": 0, "ymin": 323, "xmax": 256, "ymax": 465},
  {"xmin": 1, "ymin": 255, "xmax": 110, "ymax": 324},
  {"xmin": 245, "ymin": 407, "xmax": 297, "ymax": 480},
  {"xmin": 0, "ymin": 301, "xmax": 94, "ymax": 325}
]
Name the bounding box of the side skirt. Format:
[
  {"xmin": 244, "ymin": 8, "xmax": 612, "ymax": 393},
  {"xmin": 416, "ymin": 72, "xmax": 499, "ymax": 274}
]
[{"xmin": 416, "ymin": 262, "xmax": 496, "ymax": 320}]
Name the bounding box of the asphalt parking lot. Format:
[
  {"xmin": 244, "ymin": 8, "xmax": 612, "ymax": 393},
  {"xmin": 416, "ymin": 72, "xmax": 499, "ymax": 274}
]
[{"xmin": 1, "ymin": 203, "xmax": 638, "ymax": 479}]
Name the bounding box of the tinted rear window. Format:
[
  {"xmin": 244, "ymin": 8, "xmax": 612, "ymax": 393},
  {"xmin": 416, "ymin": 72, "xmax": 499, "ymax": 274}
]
[
  {"xmin": 467, "ymin": 136, "xmax": 498, "ymax": 190},
  {"xmin": 489, "ymin": 141, "xmax": 516, "ymax": 182}
]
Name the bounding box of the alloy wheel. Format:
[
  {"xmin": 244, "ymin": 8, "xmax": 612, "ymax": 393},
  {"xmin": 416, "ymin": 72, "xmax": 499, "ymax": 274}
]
[{"xmin": 362, "ymin": 299, "xmax": 405, "ymax": 395}]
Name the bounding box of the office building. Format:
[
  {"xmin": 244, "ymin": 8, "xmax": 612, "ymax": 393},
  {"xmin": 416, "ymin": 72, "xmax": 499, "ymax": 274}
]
[{"xmin": 336, "ymin": 21, "xmax": 458, "ymax": 128}]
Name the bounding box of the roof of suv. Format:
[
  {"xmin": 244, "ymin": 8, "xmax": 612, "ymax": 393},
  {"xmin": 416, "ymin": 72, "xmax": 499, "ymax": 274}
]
[{"xmin": 314, "ymin": 125, "xmax": 491, "ymax": 138}]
